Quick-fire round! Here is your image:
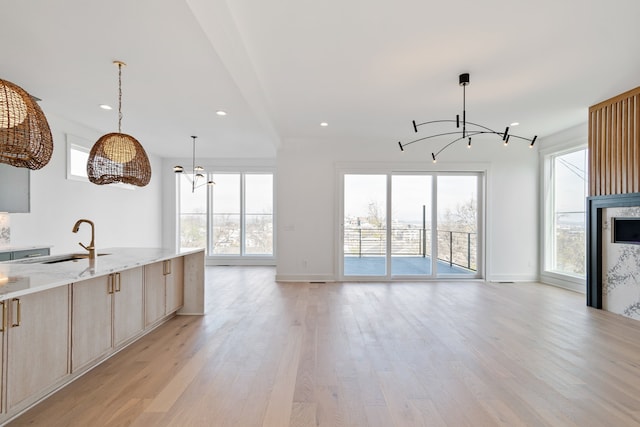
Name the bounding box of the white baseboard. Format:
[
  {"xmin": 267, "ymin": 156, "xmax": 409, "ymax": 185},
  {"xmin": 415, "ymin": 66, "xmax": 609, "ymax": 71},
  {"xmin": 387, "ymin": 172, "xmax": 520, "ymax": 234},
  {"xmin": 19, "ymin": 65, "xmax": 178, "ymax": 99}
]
[
  {"xmin": 206, "ymin": 258, "xmax": 276, "ymax": 266},
  {"xmin": 539, "ymin": 273, "xmax": 586, "ymax": 293},
  {"xmin": 275, "ymin": 274, "xmax": 336, "ymax": 283},
  {"xmin": 487, "ymin": 274, "xmax": 539, "ymax": 283}
]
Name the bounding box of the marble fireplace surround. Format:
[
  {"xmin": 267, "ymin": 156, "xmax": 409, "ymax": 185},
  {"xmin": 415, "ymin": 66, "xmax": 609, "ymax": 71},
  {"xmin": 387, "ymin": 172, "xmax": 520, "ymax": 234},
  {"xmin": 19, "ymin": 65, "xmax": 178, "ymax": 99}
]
[{"xmin": 587, "ymin": 192, "xmax": 640, "ymax": 312}]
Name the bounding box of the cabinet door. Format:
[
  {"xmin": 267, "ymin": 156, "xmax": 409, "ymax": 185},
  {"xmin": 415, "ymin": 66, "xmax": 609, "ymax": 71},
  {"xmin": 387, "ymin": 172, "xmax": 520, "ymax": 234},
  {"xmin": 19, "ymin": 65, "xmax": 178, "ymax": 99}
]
[
  {"xmin": 113, "ymin": 267, "xmax": 144, "ymax": 346},
  {"xmin": 0, "ymin": 300, "xmax": 6, "ymax": 412},
  {"xmin": 165, "ymin": 257, "xmax": 184, "ymax": 315},
  {"xmin": 6, "ymin": 286, "xmax": 69, "ymax": 410},
  {"xmin": 72, "ymin": 276, "xmax": 112, "ymax": 372},
  {"xmin": 144, "ymin": 262, "xmax": 165, "ymax": 327}
]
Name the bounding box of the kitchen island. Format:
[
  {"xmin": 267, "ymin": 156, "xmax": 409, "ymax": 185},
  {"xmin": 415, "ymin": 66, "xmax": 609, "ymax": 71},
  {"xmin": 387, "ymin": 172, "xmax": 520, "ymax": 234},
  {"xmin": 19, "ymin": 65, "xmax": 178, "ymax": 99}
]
[{"xmin": 0, "ymin": 247, "xmax": 205, "ymax": 425}]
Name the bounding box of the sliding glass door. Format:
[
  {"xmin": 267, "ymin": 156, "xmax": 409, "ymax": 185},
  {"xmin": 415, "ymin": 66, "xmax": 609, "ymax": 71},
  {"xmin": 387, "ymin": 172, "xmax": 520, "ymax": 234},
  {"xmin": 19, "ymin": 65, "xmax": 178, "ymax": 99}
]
[
  {"xmin": 342, "ymin": 172, "xmax": 482, "ymax": 279},
  {"xmin": 391, "ymin": 175, "xmax": 433, "ymax": 275},
  {"xmin": 436, "ymin": 175, "xmax": 479, "ymax": 275},
  {"xmin": 343, "ymin": 174, "xmax": 387, "ymax": 276}
]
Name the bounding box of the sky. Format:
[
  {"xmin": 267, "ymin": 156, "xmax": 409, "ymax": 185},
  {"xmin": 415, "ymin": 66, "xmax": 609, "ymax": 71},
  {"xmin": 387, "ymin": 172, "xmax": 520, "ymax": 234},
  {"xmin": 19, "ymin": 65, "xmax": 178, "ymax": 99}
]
[{"xmin": 554, "ymin": 149, "xmax": 587, "ymax": 213}]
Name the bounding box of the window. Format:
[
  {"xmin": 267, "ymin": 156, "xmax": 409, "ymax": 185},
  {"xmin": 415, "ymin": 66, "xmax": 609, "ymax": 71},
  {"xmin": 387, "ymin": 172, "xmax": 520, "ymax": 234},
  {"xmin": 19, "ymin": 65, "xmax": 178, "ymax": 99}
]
[
  {"xmin": 66, "ymin": 134, "xmax": 134, "ymax": 189},
  {"xmin": 244, "ymin": 174, "xmax": 274, "ymax": 255},
  {"xmin": 67, "ymin": 142, "xmax": 90, "ymax": 181},
  {"xmin": 178, "ymin": 174, "xmax": 207, "ymax": 250},
  {"xmin": 545, "ymin": 148, "xmax": 588, "ymax": 277},
  {"xmin": 178, "ymin": 171, "xmax": 274, "ymax": 259},
  {"xmin": 211, "ymin": 174, "xmax": 241, "ymax": 255}
]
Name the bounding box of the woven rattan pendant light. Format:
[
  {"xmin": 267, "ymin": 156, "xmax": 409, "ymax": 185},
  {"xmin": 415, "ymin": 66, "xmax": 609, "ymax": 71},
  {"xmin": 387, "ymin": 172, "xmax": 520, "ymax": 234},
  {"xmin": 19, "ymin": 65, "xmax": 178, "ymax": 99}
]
[
  {"xmin": 87, "ymin": 61, "xmax": 151, "ymax": 186},
  {"xmin": 0, "ymin": 78, "xmax": 53, "ymax": 169}
]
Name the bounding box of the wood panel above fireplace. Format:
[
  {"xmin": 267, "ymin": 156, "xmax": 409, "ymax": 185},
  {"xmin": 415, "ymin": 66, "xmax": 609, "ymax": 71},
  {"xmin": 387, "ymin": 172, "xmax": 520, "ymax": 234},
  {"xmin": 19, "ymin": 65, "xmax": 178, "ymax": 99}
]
[{"xmin": 589, "ymin": 86, "xmax": 640, "ymax": 196}]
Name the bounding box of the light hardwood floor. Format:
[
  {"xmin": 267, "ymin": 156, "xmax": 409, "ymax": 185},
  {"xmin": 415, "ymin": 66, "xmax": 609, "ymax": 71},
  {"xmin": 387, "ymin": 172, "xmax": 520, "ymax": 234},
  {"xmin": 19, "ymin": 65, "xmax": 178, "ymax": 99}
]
[{"xmin": 9, "ymin": 267, "xmax": 640, "ymax": 426}]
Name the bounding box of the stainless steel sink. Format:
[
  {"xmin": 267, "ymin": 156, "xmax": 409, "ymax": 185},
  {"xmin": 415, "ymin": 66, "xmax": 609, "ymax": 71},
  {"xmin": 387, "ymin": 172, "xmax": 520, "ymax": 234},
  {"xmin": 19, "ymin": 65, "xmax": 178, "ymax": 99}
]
[{"xmin": 42, "ymin": 253, "xmax": 111, "ymax": 264}]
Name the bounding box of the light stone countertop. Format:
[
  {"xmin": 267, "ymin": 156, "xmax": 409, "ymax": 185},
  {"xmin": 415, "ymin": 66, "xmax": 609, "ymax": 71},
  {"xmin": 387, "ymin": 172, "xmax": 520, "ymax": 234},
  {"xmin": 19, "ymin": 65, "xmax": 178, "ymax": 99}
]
[{"xmin": 0, "ymin": 247, "xmax": 205, "ymax": 299}]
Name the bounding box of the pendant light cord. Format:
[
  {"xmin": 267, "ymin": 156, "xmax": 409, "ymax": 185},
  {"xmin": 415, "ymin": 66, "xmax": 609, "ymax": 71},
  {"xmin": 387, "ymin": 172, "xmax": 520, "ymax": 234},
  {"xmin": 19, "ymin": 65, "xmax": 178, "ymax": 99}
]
[
  {"xmin": 192, "ymin": 136, "xmax": 197, "ymax": 192},
  {"xmin": 118, "ymin": 63, "xmax": 123, "ymax": 133},
  {"xmin": 462, "ymin": 82, "xmax": 466, "ymax": 139}
]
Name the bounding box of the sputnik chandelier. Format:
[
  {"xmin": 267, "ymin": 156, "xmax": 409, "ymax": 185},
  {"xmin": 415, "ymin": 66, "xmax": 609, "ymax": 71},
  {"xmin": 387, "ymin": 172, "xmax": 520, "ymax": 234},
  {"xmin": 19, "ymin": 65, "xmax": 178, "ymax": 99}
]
[
  {"xmin": 173, "ymin": 136, "xmax": 214, "ymax": 193},
  {"xmin": 397, "ymin": 73, "xmax": 537, "ymax": 162}
]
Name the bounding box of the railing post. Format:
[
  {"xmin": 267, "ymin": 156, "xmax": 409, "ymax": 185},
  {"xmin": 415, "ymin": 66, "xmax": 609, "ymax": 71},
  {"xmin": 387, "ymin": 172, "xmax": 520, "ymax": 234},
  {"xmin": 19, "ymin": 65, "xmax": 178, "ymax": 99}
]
[
  {"xmin": 449, "ymin": 231, "xmax": 453, "ymax": 267},
  {"xmin": 358, "ymin": 228, "xmax": 362, "ymax": 258},
  {"xmin": 467, "ymin": 232, "xmax": 471, "ymax": 269},
  {"xmin": 422, "ymin": 205, "xmax": 426, "ymax": 258}
]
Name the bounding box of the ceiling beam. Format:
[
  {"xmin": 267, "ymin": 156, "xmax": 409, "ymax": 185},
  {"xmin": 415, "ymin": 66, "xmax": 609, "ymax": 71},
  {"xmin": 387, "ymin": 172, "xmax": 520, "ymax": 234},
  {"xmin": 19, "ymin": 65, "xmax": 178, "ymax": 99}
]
[{"xmin": 186, "ymin": 0, "xmax": 282, "ymax": 150}]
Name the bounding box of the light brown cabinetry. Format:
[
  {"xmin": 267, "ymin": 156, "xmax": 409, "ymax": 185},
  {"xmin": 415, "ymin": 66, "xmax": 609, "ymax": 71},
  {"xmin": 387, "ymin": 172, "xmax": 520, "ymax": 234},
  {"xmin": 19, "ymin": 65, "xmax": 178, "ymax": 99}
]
[
  {"xmin": 0, "ymin": 251, "xmax": 203, "ymax": 424},
  {"xmin": 165, "ymin": 256, "xmax": 184, "ymax": 315},
  {"xmin": 3, "ymin": 286, "xmax": 69, "ymax": 412},
  {"xmin": 0, "ymin": 303, "xmax": 3, "ymax": 412},
  {"xmin": 72, "ymin": 267, "xmax": 144, "ymax": 372},
  {"xmin": 144, "ymin": 258, "xmax": 184, "ymax": 327},
  {"xmin": 144, "ymin": 261, "xmax": 165, "ymax": 327},
  {"xmin": 72, "ymin": 275, "xmax": 111, "ymax": 371},
  {"xmin": 113, "ymin": 268, "xmax": 144, "ymax": 346}
]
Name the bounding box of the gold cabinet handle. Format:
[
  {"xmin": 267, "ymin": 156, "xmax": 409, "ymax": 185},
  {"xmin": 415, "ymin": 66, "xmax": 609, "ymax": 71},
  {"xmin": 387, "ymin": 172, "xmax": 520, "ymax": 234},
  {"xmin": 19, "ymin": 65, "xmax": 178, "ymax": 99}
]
[
  {"xmin": 0, "ymin": 301, "xmax": 6, "ymax": 332},
  {"xmin": 164, "ymin": 260, "xmax": 171, "ymax": 276},
  {"xmin": 11, "ymin": 298, "xmax": 21, "ymax": 327},
  {"xmin": 107, "ymin": 273, "xmax": 122, "ymax": 294}
]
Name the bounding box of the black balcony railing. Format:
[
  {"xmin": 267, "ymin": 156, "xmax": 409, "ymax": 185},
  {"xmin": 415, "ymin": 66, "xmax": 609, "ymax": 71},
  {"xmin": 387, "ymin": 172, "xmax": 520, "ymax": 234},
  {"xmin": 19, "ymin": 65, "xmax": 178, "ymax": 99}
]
[{"xmin": 344, "ymin": 227, "xmax": 477, "ymax": 271}]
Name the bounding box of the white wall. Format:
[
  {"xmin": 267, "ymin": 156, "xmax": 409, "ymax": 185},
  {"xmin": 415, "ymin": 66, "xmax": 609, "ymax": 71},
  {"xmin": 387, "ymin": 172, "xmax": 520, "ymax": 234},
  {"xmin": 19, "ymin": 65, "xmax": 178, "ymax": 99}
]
[
  {"xmin": 8, "ymin": 113, "xmax": 163, "ymax": 255},
  {"xmin": 276, "ymin": 134, "xmax": 539, "ymax": 282}
]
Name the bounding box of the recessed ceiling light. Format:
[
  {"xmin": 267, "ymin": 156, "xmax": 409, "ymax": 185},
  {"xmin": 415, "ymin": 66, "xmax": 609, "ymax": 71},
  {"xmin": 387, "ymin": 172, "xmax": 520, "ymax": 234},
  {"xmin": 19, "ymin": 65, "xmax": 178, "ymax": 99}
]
[
  {"xmin": 320, "ymin": 122, "xmax": 328, "ymax": 127},
  {"xmin": 216, "ymin": 110, "xmax": 227, "ymax": 116},
  {"xmin": 99, "ymin": 104, "xmax": 112, "ymax": 110},
  {"xmin": 510, "ymin": 122, "xmax": 520, "ymax": 126}
]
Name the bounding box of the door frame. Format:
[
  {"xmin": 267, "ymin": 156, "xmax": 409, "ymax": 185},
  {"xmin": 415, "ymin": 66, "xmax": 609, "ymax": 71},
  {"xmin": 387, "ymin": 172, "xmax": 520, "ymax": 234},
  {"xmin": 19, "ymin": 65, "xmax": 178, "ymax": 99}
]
[{"xmin": 337, "ymin": 164, "xmax": 486, "ymax": 281}]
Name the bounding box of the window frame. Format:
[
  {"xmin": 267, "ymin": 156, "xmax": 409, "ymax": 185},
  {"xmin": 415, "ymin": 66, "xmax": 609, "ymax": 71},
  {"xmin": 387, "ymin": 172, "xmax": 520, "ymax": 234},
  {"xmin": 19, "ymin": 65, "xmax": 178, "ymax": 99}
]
[
  {"xmin": 338, "ymin": 169, "xmax": 484, "ymax": 281},
  {"xmin": 66, "ymin": 136, "xmax": 91, "ymax": 182},
  {"xmin": 540, "ymin": 142, "xmax": 588, "ymax": 290},
  {"xmin": 177, "ymin": 168, "xmax": 276, "ymax": 265}
]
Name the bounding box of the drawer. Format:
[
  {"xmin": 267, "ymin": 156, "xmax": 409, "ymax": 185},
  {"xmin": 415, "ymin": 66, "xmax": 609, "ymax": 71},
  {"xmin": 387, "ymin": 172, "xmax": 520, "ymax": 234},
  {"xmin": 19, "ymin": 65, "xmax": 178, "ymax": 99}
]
[{"xmin": 11, "ymin": 248, "xmax": 50, "ymax": 260}]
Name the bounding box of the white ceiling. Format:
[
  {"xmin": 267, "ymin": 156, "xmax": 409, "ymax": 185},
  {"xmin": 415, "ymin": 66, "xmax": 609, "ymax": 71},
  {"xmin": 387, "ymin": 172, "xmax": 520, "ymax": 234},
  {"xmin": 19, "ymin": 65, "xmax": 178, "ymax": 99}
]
[{"xmin": 2, "ymin": 0, "xmax": 640, "ymax": 159}]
